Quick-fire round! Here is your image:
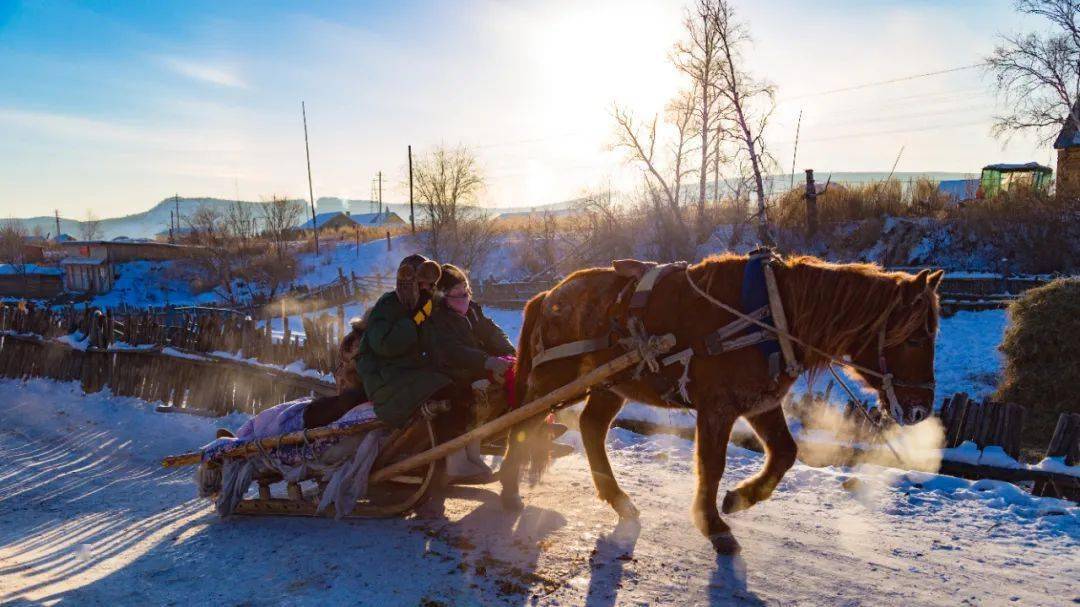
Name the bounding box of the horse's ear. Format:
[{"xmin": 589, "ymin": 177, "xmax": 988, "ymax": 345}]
[
  {"xmin": 927, "ymin": 270, "xmax": 944, "ymax": 292},
  {"xmin": 911, "ymin": 269, "xmax": 930, "ymax": 289}
]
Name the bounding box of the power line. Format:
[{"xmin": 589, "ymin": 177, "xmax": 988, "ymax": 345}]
[{"xmin": 781, "ymin": 63, "xmax": 985, "ymax": 101}]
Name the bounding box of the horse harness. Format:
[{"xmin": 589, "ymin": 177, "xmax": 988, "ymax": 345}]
[
  {"xmin": 529, "ymin": 249, "xmax": 801, "ymax": 407},
  {"xmin": 529, "ymin": 249, "xmax": 934, "ymax": 419}
]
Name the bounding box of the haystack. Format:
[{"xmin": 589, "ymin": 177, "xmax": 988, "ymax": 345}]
[{"xmin": 997, "ymin": 278, "xmax": 1080, "ymax": 447}]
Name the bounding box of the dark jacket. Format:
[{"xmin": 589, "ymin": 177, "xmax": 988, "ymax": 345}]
[
  {"xmin": 422, "ymin": 300, "xmax": 516, "ymax": 385},
  {"xmin": 356, "ymin": 291, "xmax": 451, "ymax": 427}
]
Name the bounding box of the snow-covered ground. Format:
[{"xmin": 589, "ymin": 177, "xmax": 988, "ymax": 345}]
[{"xmin": 0, "ymin": 378, "xmax": 1076, "ymax": 605}]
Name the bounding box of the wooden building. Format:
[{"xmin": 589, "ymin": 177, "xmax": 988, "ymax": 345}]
[
  {"xmin": 1053, "ymin": 111, "xmax": 1080, "ymax": 199},
  {"xmin": 58, "ymin": 240, "xmax": 206, "ymax": 264},
  {"xmin": 0, "ymin": 265, "xmax": 65, "ymax": 299},
  {"xmin": 61, "ymin": 256, "xmax": 112, "ymax": 293}
]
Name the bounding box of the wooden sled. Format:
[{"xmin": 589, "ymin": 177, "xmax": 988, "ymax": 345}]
[{"xmin": 162, "ymin": 333, "xmax": 675, "ymax": 519}]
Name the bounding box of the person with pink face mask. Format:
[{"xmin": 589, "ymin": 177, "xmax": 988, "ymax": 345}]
[{"xmin": 422, "ymin": 264, "xmax": 517, "ymax": 484}]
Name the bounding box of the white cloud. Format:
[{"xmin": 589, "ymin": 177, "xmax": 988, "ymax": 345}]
[{"xmin": 161, "ymin": 57, "xmax": 247, "ymax": 89}]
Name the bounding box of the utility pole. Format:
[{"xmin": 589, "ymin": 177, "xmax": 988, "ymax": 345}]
[
  {"xmin": 789, "ymin": 109, "xmax": 803, "ymax": 190},
  {"xmin": 408, "ymin": 145, "xmax": 415, "ymax": 234},
  {"xmin": 54, "ymin": 209, "xmax": 61, "ymax": 241},
  {"xmin": 377, "ymin": 171, "xmax": 383, "ymax": 217},
  {"xmin": 302, "ymin": 101, "xmax": 319, "ymax": 255}
]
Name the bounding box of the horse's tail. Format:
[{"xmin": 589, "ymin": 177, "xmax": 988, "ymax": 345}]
[{"xmin": 514, "ymin": 291, "xmax": 552, "ymax": 483}]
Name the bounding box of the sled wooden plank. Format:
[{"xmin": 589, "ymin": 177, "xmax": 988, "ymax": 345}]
[
  {"xmin": 369, "ymin": 333, "xmax": 676, "ymax": 484},
  {"xmin": 161, "ymin": 419, "xmax": 385, "ymax": 468}
]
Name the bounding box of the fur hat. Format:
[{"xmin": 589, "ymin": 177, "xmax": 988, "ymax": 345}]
[
  {"xmin": 396, "ymin": 254, "xmax": 441, "ymax": 310},
  {"xmin": 436, "ymin": 263, "xmax": 470, "ymax": 293}
]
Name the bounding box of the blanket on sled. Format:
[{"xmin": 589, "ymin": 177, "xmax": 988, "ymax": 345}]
[{"xmin": 196, "ymin": 397, "xmax": 387, "ymax": 519}]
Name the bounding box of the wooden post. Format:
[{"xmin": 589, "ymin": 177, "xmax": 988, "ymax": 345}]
[
  {"xmin": 804, "ymin": 169, "xmax": 818, "ymax": 238},
  {"xmin": 386, "ymin": 230, "xmax": 391, "ymax": 251},
  {"xmin": 945, "ymin": 392, "xmax": 969, "ymax": 448},
  {"xmin": 1045, "ymin": 412, "xmax": 1080, "ymax": 466}
]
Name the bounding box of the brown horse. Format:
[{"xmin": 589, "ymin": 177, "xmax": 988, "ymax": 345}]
[{"xmin": 499, "ymin": 253, "xmax": 943, "ymax": 554}]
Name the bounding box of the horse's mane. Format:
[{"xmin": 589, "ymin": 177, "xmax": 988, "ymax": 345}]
[{"xmin": 698, "ymin": 253, "xmax": 938, "ymax": 367}]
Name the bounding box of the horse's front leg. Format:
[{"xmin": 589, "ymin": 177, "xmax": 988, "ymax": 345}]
[
  {"xmin": 722, "ymin": 402, "xmax": 797, "ymax": 514},
  {"xmin": 580, "ymin": 389, "xmax": 637, "ymax": 519},
  {"xmin": 692, "ymin": 406, "xmax": 739, "ymax": 554}
]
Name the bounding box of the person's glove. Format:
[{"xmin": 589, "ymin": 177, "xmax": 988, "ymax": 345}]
[{"xmin": 485, "ymin": 356, "xmax": 512, "ymax": 381}]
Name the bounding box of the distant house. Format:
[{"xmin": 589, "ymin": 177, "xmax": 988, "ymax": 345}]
[
  {"xmin": 0, "ymin": 264, "xmax": 65, "ymax": 298},
  {"xmin": 937, "ymin": 179, "xmax": 980, "ymax": 203},
  {"xmin": 1053, "ymin": 112, "xmax": 1080, "ymax": 199},
  {"xmin": 55, "ymin": 240, "xmax": 207, "ymax": 295},
  {"xmin": 58, "ymin": 240, "xmax": 206, "ymax": 264},
  {"xmin": 54, "ymin": 233, "xmax": 75, "ymax": 243},
  {"xmin": 978, "ymin": 163, "xmax": 1053, "ymax": 198},
  {"xmin": 299, "ymin": 211, "xmax": 405, "ymax": 232}
]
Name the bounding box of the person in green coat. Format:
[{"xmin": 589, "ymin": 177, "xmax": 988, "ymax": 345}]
[
  {"xmin": 422, "ymin": 264, "xmax": 517, "ymax": 483},
  {"xmin": 356, "ymin": 254, "xmax": 451, "ymax": 428}
]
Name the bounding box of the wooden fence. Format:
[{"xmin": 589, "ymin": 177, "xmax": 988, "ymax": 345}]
[
  {"xmin": 0, "ymin": 302, "xmax": 345, "ymax": 376},
  {"xmin": 0, "ymin": 333, "xmax": 333, "ymax": 416},
  {"xmin": 939, "ymin": 393, "xmax": 1026, "ymax": 459},
  {"xmin": 936, "ymin": 392, "xmax": 1078, "ymax": 500}
]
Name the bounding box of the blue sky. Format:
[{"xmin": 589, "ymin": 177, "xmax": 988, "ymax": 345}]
[{"xmin": 0, "ymin": 0, "xmax": 1052, "ymax": 218}]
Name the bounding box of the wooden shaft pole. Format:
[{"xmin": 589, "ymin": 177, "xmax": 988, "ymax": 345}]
[
  {"xmin": 369, "ymin": 334, "xmax": 675, "ymax": 484},
  {"xmin": 162, "ymin": 419, "xmax": 384, "ymax": 468}
]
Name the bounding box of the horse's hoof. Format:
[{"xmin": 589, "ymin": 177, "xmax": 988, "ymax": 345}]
[
  {"xmin": 611, "ymin": 494, "xmax": 640, "ymax": 520},
  {"xmin": 501, "ymin": 492, "xmax": 524, "ymax": 512},
  {"xmin": 710, "ymin": 532, "xmax": 742, "ymax": 555},
  {"xmin": 721, "ymin": 490, "xmax": 750, "ymax": 514}
]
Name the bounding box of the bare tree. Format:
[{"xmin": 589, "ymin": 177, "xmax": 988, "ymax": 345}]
[
  {"xmin": 262, "ymin": 196, "xmax": 304, "ymax": 262},
  {"xmin": 708, "ymin": 0, "xmax": 776, "ymax": 244},
  {"xmin": 0, "ymin": 220, "xmax": 28, "ymax": 273},
  {"xmin": 673, "ymin": 0, "xmax": 724, "ymax": 236},
  {"xmin": 612, "ymin": 88, "xmax": 698, "ymax": 259},
  {"xmin": 225, "ymin": 200, "xmax": 257, "ymax": 243},
  {"xmin": 413, "ymin": 145, "xmax": 497, "ymax": 268},
  {"xmin": 987, "ymin": 0, "xmax": 1080, "ymax": 143},
  {"xmin": 79, "ymin": 210, "xmax": 102, "ymax": 241}
]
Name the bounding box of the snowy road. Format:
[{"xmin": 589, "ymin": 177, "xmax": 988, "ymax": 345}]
[{"xmin": 1, "ymin": 379, "xmax": 1077, "ymax": 606}]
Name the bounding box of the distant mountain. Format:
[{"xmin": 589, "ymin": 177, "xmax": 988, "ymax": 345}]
[
  {"xmin": 13, "ymin": 197, "xmax": 307, "ymax": 241},
  {"xmin": 8, "ymin": 172, "xmax": 985, "ymax": 240}
]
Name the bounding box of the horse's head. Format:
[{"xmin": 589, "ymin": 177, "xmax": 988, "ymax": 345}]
[{"xmin": 850, "ymin": 269, "xmax": 943, "ymax": 426}]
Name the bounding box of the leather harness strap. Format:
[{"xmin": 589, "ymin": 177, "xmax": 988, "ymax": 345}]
[
  {"xmin": 531, "ymin": 335, "xmax": 612, "ymax": 367},
  {"xmin": 529, "ymin": 261, "xmax": 693, "ymax": 404}
]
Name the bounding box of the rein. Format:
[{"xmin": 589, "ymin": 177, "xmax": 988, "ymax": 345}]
[{"xmin": 684, "ymin": 265, "xmax": 935, "ymax": 423}]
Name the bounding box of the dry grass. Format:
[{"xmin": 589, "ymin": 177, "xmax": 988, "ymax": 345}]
[
  {"xmin": 997, "ymin": 278, "xmax": 1080, "ymax": 451},
  {"xmin": 772, "ymin": 178, "xmax": 952, "ymax": 230}
]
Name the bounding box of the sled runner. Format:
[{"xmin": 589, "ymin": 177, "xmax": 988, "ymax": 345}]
[{"xmin": 161, "ymin": 333, "xmax": 675, "ymax": 519}]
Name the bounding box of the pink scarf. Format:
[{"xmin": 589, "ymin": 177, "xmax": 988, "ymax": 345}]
[{"xmin": 447, "ymin": 294, "xmax": 471, "ymax": 316}]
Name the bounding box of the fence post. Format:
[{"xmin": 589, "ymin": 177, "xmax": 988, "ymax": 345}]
[{"xmin": 804, "ymin": 169, "xmax": 818, "ymax": 238}]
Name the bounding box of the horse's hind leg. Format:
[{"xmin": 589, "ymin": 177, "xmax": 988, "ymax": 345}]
[
  {"xmin": 580, "ymin": 389, "xmax": 637, "ymax": 519},
  {"xmin": 692, "ymin": 407, "xmax": 739, "ymax": 554},
  {"xmin": 722, "ymin": 403, "xmax": 797, "ymax": 514},
  {"xmin": 498, "ymin": 366, "xmax": 574, "ymax": 511}
]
